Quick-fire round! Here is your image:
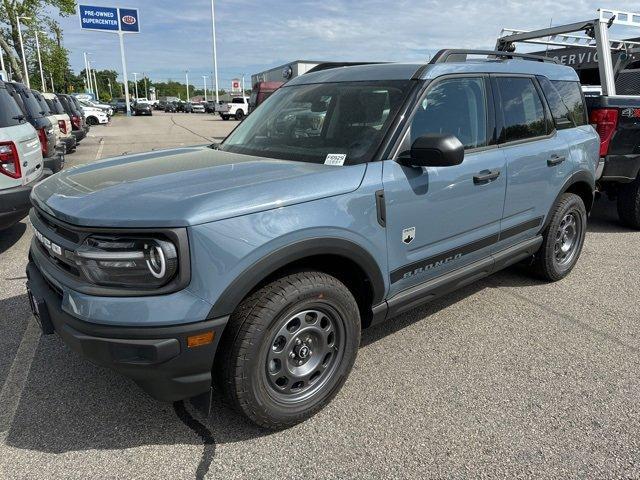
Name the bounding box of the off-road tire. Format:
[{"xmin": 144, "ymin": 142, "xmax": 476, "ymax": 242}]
[
  {"xmin": 215, "ymin": 271, "xmax": 360, "ymax": 429},
  {"xmin": 87, "ymin": 116, "xmax": 98, "ymax": 125},
  {"xmin": 235, "ymin": 110, "xmax": 245, "ymax": 121},
  {"xmin": 221, "ymin": 115, "xmax": 229, "ymax": 121},
  {"xmin": 532, "ymin": 193, "xmax": 587, "ymax": 281},
  {"xmin": 617, "ymin": 176, "xmax": 640, "ymax": 229}
]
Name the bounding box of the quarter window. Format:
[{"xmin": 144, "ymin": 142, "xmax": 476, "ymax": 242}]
[
  {"xmin": 496, "ymin": 77, "xmax": 549, "ymax": 142},
  {"xmin": 551, "ymin": 80, "xmax": 587, "ymax": 127},
  {"xmin": 408, "ymin": 77, "xmax": 488, "ymax": 150}
]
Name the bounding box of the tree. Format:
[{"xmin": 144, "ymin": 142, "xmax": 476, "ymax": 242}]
[{"xmin": 0, "ymin": 0, "xmax": 75, "ymax": 88}]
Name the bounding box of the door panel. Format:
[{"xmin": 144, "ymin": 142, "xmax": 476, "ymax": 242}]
[{"xmin": 383, "ymin": 149, "xmax": 506, "ymax": 296}]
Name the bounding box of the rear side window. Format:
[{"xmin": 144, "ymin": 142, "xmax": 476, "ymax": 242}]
[
  {"xmin": 14, "ymin": 86, "xmax": 45, "ymax": 118},
  {"xmin": 33, "ymin": 91, "xmax": 51, "ymax": 116},
  {"xmin": 232, "ymin": 98, "xmax": 245, "ymax": 104},
  {"xmin": 0, "ymin": 87, "xmax": 25, "ymax": 127},
  {"xmin": 408, "ymin": 77, "xmax": 488, "ymax": 150},
  {"xmin": 495, "ymin": 77, "xmax": 549, "ymax": 143},
  {"xmin": 551, "ymin": 80, "xmax": 587, "ymax": 127}
]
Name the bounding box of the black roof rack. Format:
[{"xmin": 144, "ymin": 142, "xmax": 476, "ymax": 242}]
[{"xmin": 429, "ymin": 49, "xmax": 558, "ymax": 64}]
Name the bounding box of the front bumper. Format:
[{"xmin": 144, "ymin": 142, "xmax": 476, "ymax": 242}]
[{"xmin": 25, "ymin": 260, "xmax": 228, "ymax": 402}]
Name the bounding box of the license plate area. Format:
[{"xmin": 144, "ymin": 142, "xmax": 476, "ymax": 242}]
[{"xmin": 26, "ymin": 282, "xmax": 55, "ymax": 335}]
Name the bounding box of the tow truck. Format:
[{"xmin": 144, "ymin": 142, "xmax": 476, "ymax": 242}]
[{"xmin": 497, "ymin": 8, "xmax": 640, "ymax": 228}]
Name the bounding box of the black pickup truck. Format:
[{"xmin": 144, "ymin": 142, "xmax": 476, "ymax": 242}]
[{"xmin": 587, "ymin": 95, "xmax": 640, "ymax": 228}]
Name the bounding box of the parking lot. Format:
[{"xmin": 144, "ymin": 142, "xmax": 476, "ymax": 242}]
[{"xmin": 1, "ymin": 113, "xmax": 640, "ymax": 479}]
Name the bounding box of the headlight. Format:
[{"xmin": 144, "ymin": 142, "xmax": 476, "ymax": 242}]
[{"xmin": 73, "ymin": 235, "xmax": 179, "ymax": 288}]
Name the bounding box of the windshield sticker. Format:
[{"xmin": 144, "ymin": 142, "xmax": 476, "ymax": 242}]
[{"xmin": 325, "ymin": 154, "xmax": 346, "ymax": 166}]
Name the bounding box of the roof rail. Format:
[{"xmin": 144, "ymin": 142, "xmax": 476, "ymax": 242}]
[
  {"xmin": 306, "ymin": 62, "xmax": 386, "ymax": 74},
  {"xmin": 429, "ymin": 49, "xmax": 558, "ymax": 64}
]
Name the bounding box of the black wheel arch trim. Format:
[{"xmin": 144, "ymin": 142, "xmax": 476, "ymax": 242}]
[
  {"xmin": 208, "ymin": 237, "xmax": 386, "ymax": 318},
  {"xmin": 541, "ymin": 170, "xmax": 595, "ymax": 233}
]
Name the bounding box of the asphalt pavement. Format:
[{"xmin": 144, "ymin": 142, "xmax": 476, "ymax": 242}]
[{"xmin": 1, "ymin": 112, "xmax": 639, "ymax": 479}]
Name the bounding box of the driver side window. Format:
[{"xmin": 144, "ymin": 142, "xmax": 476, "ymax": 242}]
[{"xmin": 407, "ymin": 77, "xmax": 488, "ymax": 152}]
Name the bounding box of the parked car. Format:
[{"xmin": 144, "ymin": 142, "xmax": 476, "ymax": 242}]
[
  {"xmin": 77, "ymin": 98, "xmax": 113, "ymax": 117},
  {"xmin": 5, "ymin": 82, "xmax": 63, "ymax": 174},
  {"xmin": 57, "ymin": 94, "xmax": 87, "ymax": 144},
  {"xmin": 0, "ymin": 79, "xmax": 45, "ymax": 230},
  {"xmin": 132, "ymin": 102, "xmax": 153, "ymax": 116},
  {"xmin": 79, "ymin": 103, "xmax": 109, "ymax": 125},
  {"xmin": 32, "ymin": 91, "xmax": 67, "ymax": 172},
  {"xmin": 163, "ymin": 102, "xmax": 177, "ymax": 113},
  {"xmin": 42, "ymin": 93, "xmax": 75, "ymax": 154},
  {"xmin": 68, "ymin": 96, "xmax": 91, "ymax": 137},
  {"xmin": 216, "ymin": 97, "xmax": 249, "ymax": 120},
  {"xmin": 191, "ymin": 103, "xmax": 205, "ymax": 113},
  {"xmin": 183, "ymin": 102, "xmax": 194, "ymax": 113},
  {"xmin": 113, "ymin": 98, "xmax": 127, "ymax": 113},
  {"xmin": 204, "ymin": 101, "xmax": 217, "ymax": 113},
  {"xmin": 26, "ymin": 51, "xmax": 598, "ymax": 429}
]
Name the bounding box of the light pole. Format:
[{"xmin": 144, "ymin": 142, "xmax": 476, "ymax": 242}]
[
  {"xmin": 202, "ymin": 75, "xmax": 207, "ymax": 102},
  {"xmin": 132, "ymin": 72, "xmax": 139, "ymax": 99},
  {"xmin": 83, "ymin": 52, "xmax": 91, "ymax": 93},
  {"xmin": 0, "ymin": 41, "xmax": 5, "ymax": 75},
  {"xmin": 185, "ymin": 70, "xmax": 190, "ymax": 102},
  {"xmin": 93, "ymin": 69, "xmax": 99, "ymax": 100},
  {"xmin": 241, "ymin": 74, "xmax": 245, "ymax": 98},
  {"xmin": 49, "ymin": 73, "xmax": 54, "ymax": 92},
  {"xmin": 143, "ymin": 72, "xmax": 148, "ymax": 99},
  {"xmin": 210, "ymin": 0, "xmax": 219, "ymax": 103},
  {"xmin": 107, "ymin": 79, "xmax": 113, "ymax": 98},
  {"xmin": 17, "ymin": 15, "xmax": 31, "ymax": 87},
  {"xmin": 34, "ymin": 30, "xmax": 45, "ymax": 91}
]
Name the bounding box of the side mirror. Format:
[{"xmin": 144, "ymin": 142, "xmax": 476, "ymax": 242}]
[{"xmin": 402, "ymin": 133, "xmax": 464, "ymax": 168}]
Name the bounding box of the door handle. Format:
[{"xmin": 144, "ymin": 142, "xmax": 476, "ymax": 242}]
[
  {"xmin": 547, "ymin": 155, "xmax": 566, "ymax": 166},
  {"xmin": 473, "ymin": 170, "xmax": 501, "ymax": 184}
]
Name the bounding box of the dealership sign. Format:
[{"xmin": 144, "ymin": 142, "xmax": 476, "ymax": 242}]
[{"xmin": 78, "ymin": 5, "xmax": 140, "ymax": 33}]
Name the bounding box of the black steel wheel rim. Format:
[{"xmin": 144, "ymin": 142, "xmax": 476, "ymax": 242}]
[
  {"xmin": 263, "ymin": 306, "xmax": 345, "ymax": 403},
  {"xmin": 554, "ymin": 210, "xmax": 582, "ymax": 267}
]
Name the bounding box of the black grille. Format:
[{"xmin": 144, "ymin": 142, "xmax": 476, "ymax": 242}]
[{"xmin": 35, "ymin": 209, "xmax": 80, "ymax": 243}]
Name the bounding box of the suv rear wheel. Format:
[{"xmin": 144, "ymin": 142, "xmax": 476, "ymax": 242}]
[
  {"xmin": 235, "ymin": 110, "xmax": 245, "ymax": 121},
  {"xmin": 532, "ymin": 193, "xmax": 587, "ymax": 281},
  {"xmin": 216, "ymin": 271, "xmax": 360, "ymax": 429},
  {"xmin": 616, "ymin": 176, "xmax": 640, "ymax": 229}
]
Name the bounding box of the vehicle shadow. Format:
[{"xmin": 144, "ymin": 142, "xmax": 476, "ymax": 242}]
[
  {"xmin": 0, "ymin": 222, "xmax": 26, "ymax": 255},
  {"xmin": 587, "ymin": 196, "xmax": 636, "ymax": 234},
  {"xmin": 0, "ymin": 293, "xmax": 269, "ymax": 459}
]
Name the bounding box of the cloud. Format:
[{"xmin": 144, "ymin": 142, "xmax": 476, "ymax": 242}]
[{"xmin": 55, "ymin": 0, "xmax": 636, "ymax": 88}]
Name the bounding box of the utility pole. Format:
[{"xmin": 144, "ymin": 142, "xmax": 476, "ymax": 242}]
[
  {"xmin": 17, "ymin": 15, "xmax": 31, "ymax": 87},
  {"xmin": 50, "ymin": 73, "xmax": 54, "ymax": 92},
  {"xmin": 107, "ymin": 79, "xmax": 113, "ymax": 98},
  {"xmin": 202, "ymin": 75, "xmax": 207, "ymax": 102},
  {"xmin": 34, "ymin": 30, "xmax": 45, "ymax": 91},
  {"xmin": 210, "ymin": 0, "xmax": 219, "ymax": 103},
  {"xmin": 185, "ymin": 70, "xmax": 190, "ymax": 102},
  {"xmin": 242, "ymin": 74, "xmax": 245, "ymax": 98},
  {"xmin": 118, "ymin": 32, "xmax": 131, "ymax": 115}
]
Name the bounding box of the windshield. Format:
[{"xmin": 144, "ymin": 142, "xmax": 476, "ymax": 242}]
[{"xmin": 219, "ymin": 80, "xmax": 411, "ymax": 164}]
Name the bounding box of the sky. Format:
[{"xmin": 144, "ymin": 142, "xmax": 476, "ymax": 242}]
[{"xmin": 55, "ymin": 0, "xmax": 636, "ymax": 90}]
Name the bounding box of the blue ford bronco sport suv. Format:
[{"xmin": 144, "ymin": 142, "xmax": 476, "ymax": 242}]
[{"xmin": 26, "ymin": 50, "xmax": 599, "ymax": 429}]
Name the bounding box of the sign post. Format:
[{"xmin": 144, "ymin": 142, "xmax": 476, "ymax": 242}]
[{"xmin": 78, "ymin": 4, "xmax": 140, "ymax": 115}]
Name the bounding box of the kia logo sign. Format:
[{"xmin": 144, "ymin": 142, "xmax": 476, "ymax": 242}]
[{"xmin": 122, "ymin": 15, "xmax": 136, "ymax": 25}]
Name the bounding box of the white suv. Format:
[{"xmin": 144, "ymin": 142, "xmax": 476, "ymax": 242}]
[{"xmin": 0, "ymin": 80, "xmax": 45, "ymax": 230}]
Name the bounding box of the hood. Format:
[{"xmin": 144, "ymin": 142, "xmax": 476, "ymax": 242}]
[{"xmin": 31, "ymin": 146, "xmax": 367, "ymax": 227}]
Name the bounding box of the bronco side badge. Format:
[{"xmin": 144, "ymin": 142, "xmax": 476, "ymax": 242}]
[{"xmin": 402, "ymin": 227, "xmax": 415, "ymax": 244}]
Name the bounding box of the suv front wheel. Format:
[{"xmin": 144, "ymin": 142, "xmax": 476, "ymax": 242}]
[
  {"xmin": 532, "ymin": 193, "xmax": 587, "ymax": 281},
  {"xmin": 216, "ymin": 271, "xmax": 360, "ymax": 429}
]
